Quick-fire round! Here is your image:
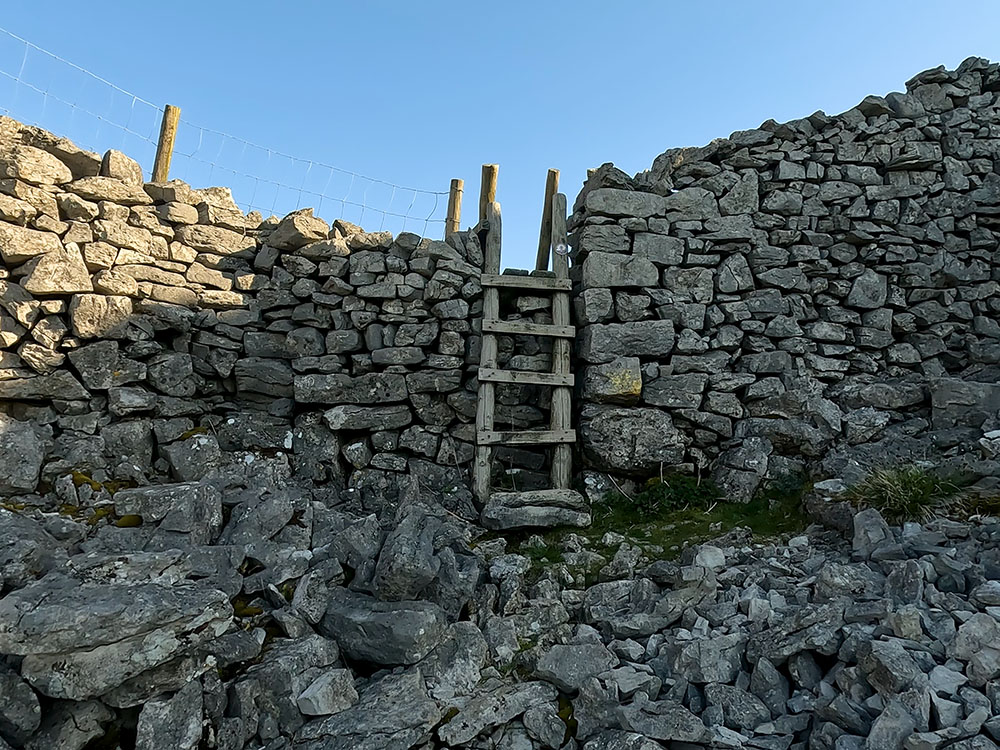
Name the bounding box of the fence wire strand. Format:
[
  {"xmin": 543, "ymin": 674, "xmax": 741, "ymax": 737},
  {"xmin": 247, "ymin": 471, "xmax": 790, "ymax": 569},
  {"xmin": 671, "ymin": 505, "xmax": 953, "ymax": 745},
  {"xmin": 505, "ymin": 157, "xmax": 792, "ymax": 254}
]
[{"xmin": 0, "ymin": 26, "xmax": 448, "ymax": 236}]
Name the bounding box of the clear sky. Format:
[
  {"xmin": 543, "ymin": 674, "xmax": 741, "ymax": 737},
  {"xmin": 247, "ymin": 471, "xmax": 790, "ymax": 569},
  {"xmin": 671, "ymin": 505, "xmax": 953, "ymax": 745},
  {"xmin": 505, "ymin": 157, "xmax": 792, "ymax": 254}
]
[{"xmin": 1, "ymin": 1, "xmax": 999, "ymax": 269}]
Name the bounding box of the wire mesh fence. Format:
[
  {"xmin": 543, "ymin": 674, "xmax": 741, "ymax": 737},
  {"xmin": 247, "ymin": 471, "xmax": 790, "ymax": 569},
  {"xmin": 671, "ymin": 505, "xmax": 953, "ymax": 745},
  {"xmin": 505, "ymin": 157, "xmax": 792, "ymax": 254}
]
[{"xmin": 0, "ymin": 26, "xmax": 449, "ymax": 236}]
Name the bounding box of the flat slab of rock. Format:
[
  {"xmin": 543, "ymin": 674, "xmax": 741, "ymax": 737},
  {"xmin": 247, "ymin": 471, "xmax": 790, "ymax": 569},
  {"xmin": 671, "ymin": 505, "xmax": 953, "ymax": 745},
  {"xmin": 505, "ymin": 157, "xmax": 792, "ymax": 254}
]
[
  {"xmin": 481, "ymin": 489, "xmax": 591, "ymax": 530},
  {"xmin": 294, "ymin": 670, "xmax": 440, "ymax": 750},
  {"xmin": 0, "ymin": 575, "xmax": 232, "ymax": 699}
]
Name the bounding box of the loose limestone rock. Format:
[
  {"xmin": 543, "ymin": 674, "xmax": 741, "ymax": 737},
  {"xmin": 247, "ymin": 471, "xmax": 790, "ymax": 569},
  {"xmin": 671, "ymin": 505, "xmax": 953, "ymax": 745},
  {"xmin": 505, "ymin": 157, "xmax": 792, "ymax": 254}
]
[
  {"xmin": 482, "ymin": 489, "xmax": 592, "ymax": 530},
  {"xmin": 318, "ymin": 588, "xmax": 447, "ymax": 666}
]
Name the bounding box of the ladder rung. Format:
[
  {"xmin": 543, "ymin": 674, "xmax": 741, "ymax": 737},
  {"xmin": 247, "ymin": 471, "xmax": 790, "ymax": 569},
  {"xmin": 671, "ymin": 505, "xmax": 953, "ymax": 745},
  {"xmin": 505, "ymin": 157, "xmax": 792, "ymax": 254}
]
[
  {"xmin": 483, "ymin": 319, "xmax": 576, "ymax": 338},
  {"xmin": 478, "ymin": 429, "xmax": 576, "ymax": 446},
  {"xmin": 481, "ymin": 273, "xmax": 572, "ymax": 292},
  {"xmin": 478, "ymin": 368, "xmax": 574, "ymax": 387}
]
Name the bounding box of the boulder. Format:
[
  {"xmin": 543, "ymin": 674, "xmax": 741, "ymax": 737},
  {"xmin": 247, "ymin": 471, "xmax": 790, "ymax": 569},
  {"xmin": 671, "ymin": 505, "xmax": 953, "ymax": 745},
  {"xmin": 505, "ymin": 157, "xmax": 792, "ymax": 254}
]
[
  {"xmin": 318, "ymin": 588, "xmax": 447, "ymax": 665},
  {"xmin": 0, "ymin": 575, "xmax": 232, "ymax": 699},
  {"xmin": 20, "ymin": 245, "xmax": 93, "ymax": 295},
  {"xmin": 294, "ymin": 671, "xmax": 441, "ymax": 750}
]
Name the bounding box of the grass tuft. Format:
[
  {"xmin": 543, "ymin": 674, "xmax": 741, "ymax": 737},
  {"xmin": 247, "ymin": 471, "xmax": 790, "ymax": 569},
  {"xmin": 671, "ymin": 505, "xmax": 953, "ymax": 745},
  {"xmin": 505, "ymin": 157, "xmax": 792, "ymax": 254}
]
[{"xmin": 843, "ymin": 465, "xmax": 968, "ymax": 524}]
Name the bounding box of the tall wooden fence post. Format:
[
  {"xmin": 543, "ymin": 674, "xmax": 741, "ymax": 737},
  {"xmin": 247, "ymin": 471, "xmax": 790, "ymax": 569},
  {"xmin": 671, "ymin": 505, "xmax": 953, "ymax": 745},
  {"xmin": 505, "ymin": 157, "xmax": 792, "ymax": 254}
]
[
  {"xmin": 152, "ymin": 104, "xmax": 181, "ymax": 183},
  {"xmin": 534, "ymin": 168, "xmax": 560, "ymax": 271},
  {"xmin": 479, "ymin": 164, "xmax": 498, "ymax": 225},
  {"xmin": 444, "ymin": 178, "xmax": 464, "ymax": 239}
]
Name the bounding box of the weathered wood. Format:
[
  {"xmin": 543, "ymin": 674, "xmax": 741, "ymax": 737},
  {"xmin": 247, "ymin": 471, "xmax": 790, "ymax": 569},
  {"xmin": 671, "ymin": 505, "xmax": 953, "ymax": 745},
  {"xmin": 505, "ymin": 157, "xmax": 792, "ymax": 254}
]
[
  {"xmin": 478, "ymin": 368, "xmax": 574, "ymax": 387},
  {"xmin": 152, "ymin": 105, "xmax": 181, "ymax": 183},
  {"xmin": 550, "ymin": 193, "xmax": 570, "ymax": 281},
  {"xmin": 478, "ymin": 429, "xmax": 576, "ymax": 446},
  {"xmin": 534, "ymin": 168, "xmax": 560, "ymax": 272},
  {"xmin": 474, "ymin": 200, "xmax": 502, "ymax": 503},
  {"xmin": 483, "ymin": 319, "xmax": 575, "ymax": 338},
  {"xmin": 480, "ymin": 273, "xmax": 571, "ymax": 291},
  {"xmin": 549, "ymin": 192, "xmax": 573, "ymax": 490},
  {"xmin": 479, "ymin": 164, "xmax": 499, "ymax": 226},
  {"xmin": 444, "ymin": 178, "xmax": 463, "ymax": 238},
  {"xmin": 483, "ymin": 200, "xmax": 502, "ymax": 275}
]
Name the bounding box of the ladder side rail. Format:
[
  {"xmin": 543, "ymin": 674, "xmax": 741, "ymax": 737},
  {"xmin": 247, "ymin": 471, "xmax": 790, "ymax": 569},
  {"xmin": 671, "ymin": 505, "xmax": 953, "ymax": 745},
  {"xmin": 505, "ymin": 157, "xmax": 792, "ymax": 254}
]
[
  {"xmin": 473, "ymin": 200, "xmax": 503, "ymax": 503},
  {"xmin": 549, "ymin": 193, "xmax": 573, "ymax": 490}
]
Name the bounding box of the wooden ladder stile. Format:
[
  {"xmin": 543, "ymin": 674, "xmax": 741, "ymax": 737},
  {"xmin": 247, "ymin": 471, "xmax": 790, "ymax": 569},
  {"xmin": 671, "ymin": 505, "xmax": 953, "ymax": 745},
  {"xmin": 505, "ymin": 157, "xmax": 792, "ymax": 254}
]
[{"xmin": 473, "ymin": 192, "xmax": 576, "ymax": 504}]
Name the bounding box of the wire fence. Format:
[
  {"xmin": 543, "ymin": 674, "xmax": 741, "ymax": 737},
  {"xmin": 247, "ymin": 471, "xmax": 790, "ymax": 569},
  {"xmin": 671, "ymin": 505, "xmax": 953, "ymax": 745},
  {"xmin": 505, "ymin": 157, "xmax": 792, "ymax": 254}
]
[{"xmin": 0, "ymin": 26, "xmax": 449, "ymax": 236}]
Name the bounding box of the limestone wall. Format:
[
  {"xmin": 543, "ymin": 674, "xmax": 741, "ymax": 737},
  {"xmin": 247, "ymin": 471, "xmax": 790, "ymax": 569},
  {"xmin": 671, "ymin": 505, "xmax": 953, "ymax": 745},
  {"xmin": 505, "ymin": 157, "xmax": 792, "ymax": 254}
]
[
  {"xmin": 0, "ymin": 116, "xmax": 506, "ymax": 509},
  {"xmin": 570, "ymin": 56, "xmax": 1000, "ymax": 498}
]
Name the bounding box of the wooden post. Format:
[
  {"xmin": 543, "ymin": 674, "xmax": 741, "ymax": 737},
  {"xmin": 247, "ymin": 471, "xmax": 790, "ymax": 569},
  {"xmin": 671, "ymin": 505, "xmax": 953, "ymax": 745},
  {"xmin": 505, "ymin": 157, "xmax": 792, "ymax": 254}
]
[
  {"xmin": 444, "ymin": 178, "xmax": 464, "ymax": 239},
  {"xmin": 478, "ymin": 164, "xmax": 498, "ymax": 225},
  {"xmin": 474, "ymin": 199, "xmax": 502, "ymax": 503},
  {"xmin": 534, "ymin": 168, "xmax": 560, "ymax": 271},
  {"xmin": 549, "ymin": 192, "xmax": 573, "ymax": 490},
  {"xmin": 152, "ymin": 104, "xmax": 181, "ymax": 183}
]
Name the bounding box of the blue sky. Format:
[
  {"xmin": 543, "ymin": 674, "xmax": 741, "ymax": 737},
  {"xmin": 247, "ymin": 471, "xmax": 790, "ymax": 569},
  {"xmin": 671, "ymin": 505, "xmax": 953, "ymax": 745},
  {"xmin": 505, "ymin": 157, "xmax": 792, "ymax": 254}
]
[{"xmin": 1, "ymin": 1, "xmax": 999, "ymax": 269}]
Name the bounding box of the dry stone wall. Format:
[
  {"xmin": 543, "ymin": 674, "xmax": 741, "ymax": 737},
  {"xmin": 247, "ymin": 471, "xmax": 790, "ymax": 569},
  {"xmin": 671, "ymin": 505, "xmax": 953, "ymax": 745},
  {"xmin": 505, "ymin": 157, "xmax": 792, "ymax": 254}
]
[
  {"xmin": 570, "ymin": 56, "xmax": 1000, "ymax": 499},
  {"xmin": 0, "ymin": 115, "xmax": 502, "ymax": 510}
]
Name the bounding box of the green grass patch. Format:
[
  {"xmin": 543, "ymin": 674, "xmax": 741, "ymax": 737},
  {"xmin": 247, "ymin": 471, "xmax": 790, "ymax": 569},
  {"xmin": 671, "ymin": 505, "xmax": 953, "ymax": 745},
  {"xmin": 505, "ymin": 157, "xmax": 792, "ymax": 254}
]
[
  {"xmin": 503, "ymin": 473, "xmax": 810, "ymax": 581},
  {"xmin": 843, "ymin": 465, "xmax": 969, "ymax": 524}
]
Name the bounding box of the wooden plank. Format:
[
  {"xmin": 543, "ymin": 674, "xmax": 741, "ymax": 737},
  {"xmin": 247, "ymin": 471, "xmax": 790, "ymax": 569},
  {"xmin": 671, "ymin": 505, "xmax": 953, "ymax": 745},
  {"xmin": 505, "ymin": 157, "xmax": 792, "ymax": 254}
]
[
  {"xmin": 479, "ymin": 164, "xmax": 499, "ymax": 226},
  {"xmin": 550, "ymin": 192, "xmax": 573, "ymax": 490},
  {"xmin": 152, "ymin": 104, "xmax": 181, "ymax": 183},
  {"xmin": 478, "ymin": 429, "xmax": 576, "ymax": 446},
  {"xmin": 534, "ymin": 168, "xmax": 560, "ymax": 272},
  {"xmin": 551, "ymin": 193, "xmax": 570, "ymax": 281},
  {"xmin": 473, "ymin": 200, "xmax": 502, "ymax": 503},
  {"xmin": 478, "ymin": 368, "xmax": 574, "ymax": 387},
  {"xmin": 483, "ymin": 319, "xmax": 575, "ymax": 338},
  {"xmin": 480, "ymin": 273, "xmax": 571, "ymax": 291},
  {"xmin": 444, "ymin": 178, "xmax": 463, "ymax": 238}
]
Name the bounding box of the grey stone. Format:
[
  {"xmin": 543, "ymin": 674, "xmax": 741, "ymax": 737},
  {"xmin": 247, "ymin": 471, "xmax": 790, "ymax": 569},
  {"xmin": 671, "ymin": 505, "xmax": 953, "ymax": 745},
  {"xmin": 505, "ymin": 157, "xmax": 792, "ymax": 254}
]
[
  {"xmin": 705, "ymin": 683, "xmax": 771, "ymax": 731},
  {"xmin": 374, "ymin": 504, "xmax": 442, "ymax": 601},
  {"xmin": 580, "ymin": 320, "xmax": 675, "ymax": 363},
  {"xmin": 633, "ymin": 233, "xmax": 684, "ymax": 265},
  {"xmin": 750, "ymin": 656, "xmax": 789, "ymax": 715},
  {"xmin": 949, "ymin": 613, "xmax": 1000, "ymax": 687},
  {"xmin": 580, "ymin": 407, "xmax": 687, "ymax": 474},
  {"xmin": 666, "ymin": 632, "xmax": 748, "ymax": 684},
  {"xmin": 135, "ymin": 679, "xmax": 202, "ymax": 750},
  {"xmin": 294, "ymin": 670, "xmax": 441, "ymax": 750},
  {"xmin": 318, "ymin": 588, "xmax": 446, "ymax": 665},
  {"xmin": 438, "ymin": 681, "xmax": 558, "ymax": 746},
  {"xmin": 717, "ymin": 252, "xmax": 754, "ymax": 293},
  {"xmin": 582, "ymin": 357, "xmax": 643, "ymax": 404},
  {"xmin": 23, "ymin": 700, "xmax": 113, "ymax": 750},
  {"xmin": 846, "ymin": 270, "xmax": 888, "ymax": 309},
  {"xmin": 534, "ymin": 642, "xmax": 619, "ymax": 691},
  {"xmin": 582, "ymin": 252, "xmax": 659, "ymax": 287},
  {"xmin": 0, "ymin": 575, "xmax": 232, "ymax": 699},
  {"xmin": 620, "ymin": 694, "xmax": 710, "ymax": 742},
  {"xmin": 323, "ymin": 404, "xmax": 412, "ymax": 431},
  {"xmin": 0, "ymin": 414, "xmax": 44, "ymax": 493},
  {"xmin": 295, "ymin": 372, "xmax": 408, "ymax": 404},
  {"xmin": 0, "ymin": 665, "xmax": 40, "ymax": 745},
  {"xmin": 482, "ymin": 489, "xmax": 591, "ymax": 530},
  {"xmin": 853, "ymin": 508, "xmax": 892, "ymax": 561},
  {"xmin": 585, "ymin": 189, "xmax": 670, "ymax": 218},
  {"xmin": 857, "ymin": 639, "xmax": 924, "ymax": 695},
  {"xmin": 296, "ymin": 669, "xmax": 358, "ymax": 716}
]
